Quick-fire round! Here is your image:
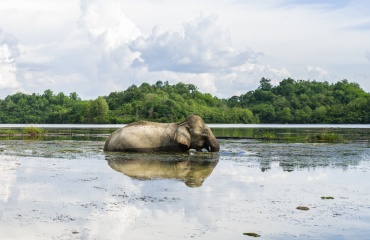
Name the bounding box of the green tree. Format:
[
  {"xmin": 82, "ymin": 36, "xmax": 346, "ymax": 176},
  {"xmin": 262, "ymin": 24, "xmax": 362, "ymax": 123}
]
[
  {"xmin": 252, "ymin": 104, "xmax": 276, "ymax": 123},
  {"xmin": 90, "ymin": 97, "xmax": 109, "ymax": 123},
  {"xmin": 258, "ymin": 77, "xmax": 273, "ymax": 91},
  {"xmin": 277, "ymin": 107, "xmax": 293, "ymax": 123},
  {"xmin": 313, "ymin": 106, "xmax": 327, "ymax": 123}
]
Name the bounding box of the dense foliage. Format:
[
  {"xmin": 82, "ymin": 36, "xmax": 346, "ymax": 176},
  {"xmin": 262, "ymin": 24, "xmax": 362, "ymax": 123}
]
[
  {"xmin": 227, "ymin": 78, "xmax": 370, "ymax": 123},
  {"xmin": 0, "ymin": 81, "xmax": 255, "ymax": 124},
  {"xmin": 0, "ymin": 79, "xmax": 369, "ymax": 124},
  {"xmin": 105, "ymin": 81, "xmax": 256, "ymax": 123},
  {"xmin": 0, "ymin": 90, "xmax": 110, "ymax": 124}
]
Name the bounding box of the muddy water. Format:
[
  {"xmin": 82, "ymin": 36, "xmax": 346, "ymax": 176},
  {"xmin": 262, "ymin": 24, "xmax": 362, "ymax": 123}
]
[{"xmin": 1, "ymin": 137, "xmax": 370, "ymax": 239}]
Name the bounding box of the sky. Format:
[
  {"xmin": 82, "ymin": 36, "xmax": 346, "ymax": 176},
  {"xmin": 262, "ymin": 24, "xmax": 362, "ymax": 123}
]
[{"xmin": 0, "ymin": 0, "xmax": 370, "ymax": 99}]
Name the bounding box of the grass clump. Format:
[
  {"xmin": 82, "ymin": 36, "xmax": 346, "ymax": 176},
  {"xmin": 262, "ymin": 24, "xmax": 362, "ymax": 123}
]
[
  {"xmin": 307, "ymin": 129, "xmax": 344, "ymax": 143},
  {"xmin": 262, "ymin": 131, "xmax": 276, "ymax": 139},
  {"xmin": 23, "ymin": 126, "xmax": 44, "ymax": 136},
  {"xmin": 0, "ymin": 129, "xmax": 16, "ymax": 135},
  {"xmin": 316, "ymin": 133, "xmax": 342, "ymax": 142},
  {"xmin": 254, "ymin": 131, "xmax": 276, "ymax": 140}
]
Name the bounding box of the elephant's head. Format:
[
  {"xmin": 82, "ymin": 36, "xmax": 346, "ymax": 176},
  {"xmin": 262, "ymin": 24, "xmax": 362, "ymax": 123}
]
[{"xmin": 174, "ymin": 115, "xmax": 220, "ymax": 152}]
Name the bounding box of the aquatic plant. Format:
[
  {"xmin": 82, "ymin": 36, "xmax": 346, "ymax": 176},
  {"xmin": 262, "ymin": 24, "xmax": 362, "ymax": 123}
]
[
  {"xmin": 321, "ymin": 196, "xmax": 334, "ymax": 200},
  {"xmin": 0, "ymin": 129, "xmax": 16, "ymax": 135},
  {"xmin": 262, "ymin": 131, "xmax": 276, "ymax": 139},
  {"xmin": 254, "ymin": 131, "xmax": 276, "ymax": 139},
  {"xmin": 23, "ymin": 126, "xmax": 44, "ymax": 136},
  {"xmin": 308, "ymin": 130, "xmax": 344, "ymax": 142}
]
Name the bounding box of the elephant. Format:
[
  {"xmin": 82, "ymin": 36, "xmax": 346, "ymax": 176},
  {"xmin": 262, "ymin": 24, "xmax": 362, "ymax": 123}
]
[
  {"xmin": 106, "ymin": 154, "xmax": 219, "ymax": 187},
  {"xmin": 104, "ymin": 115, "xmax": 220, "ymax": 153}
]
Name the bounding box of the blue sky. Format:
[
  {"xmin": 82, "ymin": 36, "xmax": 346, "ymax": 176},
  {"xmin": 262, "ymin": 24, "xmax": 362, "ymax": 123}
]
[{"xmin": 0, "ymin": 0, "xmax": 369, "ymax": 99}]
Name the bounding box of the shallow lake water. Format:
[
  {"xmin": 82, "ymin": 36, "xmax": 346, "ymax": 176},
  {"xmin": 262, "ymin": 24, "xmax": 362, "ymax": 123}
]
[{"xmin": 0, "ymin": 126, "xmax": 370, "ymax": 239}]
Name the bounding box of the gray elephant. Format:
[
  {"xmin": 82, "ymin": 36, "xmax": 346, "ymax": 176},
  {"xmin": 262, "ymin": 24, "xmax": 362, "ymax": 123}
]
[
  {"xmin": 104, "ymin": 115, "xmax": 220, "ymax": 152},
  {"xmin": 106, "ymin": 154, "xmax": 219, "ymax": 187}
]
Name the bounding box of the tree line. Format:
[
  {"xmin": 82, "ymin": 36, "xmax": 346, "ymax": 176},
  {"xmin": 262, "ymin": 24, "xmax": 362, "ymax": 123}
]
[
  {"xmin": 0, "ymin": 78, "xmax": 369, "ymax": 124},
  {"xmin": 227, "ymin": 78, "xmax": 370, "ymax": 123}
]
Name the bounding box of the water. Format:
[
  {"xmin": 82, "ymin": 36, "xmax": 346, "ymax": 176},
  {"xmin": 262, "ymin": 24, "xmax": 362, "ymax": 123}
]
[
  {"xmin": 2, "ymin": 123, "xmax": 370, "ymax": 129},
  {"xmin": 0, "ymin": 125, "xmax": 369, "ymax": 239}
]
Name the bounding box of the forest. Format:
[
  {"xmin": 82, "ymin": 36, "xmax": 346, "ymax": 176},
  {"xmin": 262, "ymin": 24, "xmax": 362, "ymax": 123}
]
[{"xmin": 0, "ymin": 78, "xmax": 369, "ymax": 124}]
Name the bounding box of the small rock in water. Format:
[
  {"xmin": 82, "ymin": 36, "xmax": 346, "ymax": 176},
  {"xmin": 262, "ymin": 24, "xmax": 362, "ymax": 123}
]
[
  {"xmin": 296, "ymin": 206, "xmax": 310, "ymax": 211},
  {"xmin": 243, "ymin": 232, "xmax": 261, "ymax": 237}
]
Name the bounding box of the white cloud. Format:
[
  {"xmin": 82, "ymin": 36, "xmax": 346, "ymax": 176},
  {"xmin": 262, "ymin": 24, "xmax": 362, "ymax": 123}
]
[
  {"xmin": 306, "ymin": 65, "xmax": 329, "ymax": 80},
  {"xmin": 148, "ymin": 71, "xmax": 219, "ymax": 95},
  {"xmin": 79, "ymin": 0, "xmax": 141, "ymax": 51},
  {"xmin": 1, "ymin": 0, "xmax": 143, "ymax": 98},
  {"xmin": 130, "ymin": 14, "xmax": 261, "ymax": 73},
  {"xmin": 0, "ymin": 29, "xmax": 21, "ymax": 91},
  {"xmin": 44, "ymin": 0, "xmax": 143, "ymax": 98},
  {"xmin": 1, "ymin": 0, "xmax": 370, "ymax": 99},
  {"xmin": 0, "ymin": 45, "xmax": 18, "ymax": 89},
  {"xmin": 212, "ymin": 63, "xmax": 291, "ymax": 97}
]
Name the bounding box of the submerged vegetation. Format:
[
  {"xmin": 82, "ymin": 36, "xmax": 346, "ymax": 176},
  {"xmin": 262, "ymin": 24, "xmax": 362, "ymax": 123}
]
[
  {"xmin": 0, "ymin": 126, "xmax": 46, "ymax": 138},
  {"xmin": 0, "ymin": 129, "xmax": 16, "ymax": 135},
  {"xmin": 0, "ymin": 78, "xmax": 369, "ymax": 124},
  {"xmin": 308, "ymin": 131, "xmax": 344, "ymax": 142}
]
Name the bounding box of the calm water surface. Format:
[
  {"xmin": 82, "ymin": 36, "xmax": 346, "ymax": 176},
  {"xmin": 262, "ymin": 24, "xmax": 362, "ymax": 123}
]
[{"xmin": 0, "ymin": 126, "xmax": 369, "ymax": 239}]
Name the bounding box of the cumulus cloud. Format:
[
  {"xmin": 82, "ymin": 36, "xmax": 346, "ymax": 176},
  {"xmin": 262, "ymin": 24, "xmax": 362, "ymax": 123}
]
[
  {"xmin": 50, "ymin": 0, "xmax": 143, "ymax": 97},
  {"xmin": 0, "ymin": 28, "xmax": 21, "ymax": 91},
  {"xmin": 306, "ymin": 65, "xmax": 328, "ymax": 79},
  {"xmin": 73, "ymin": 10, "xmax": 291, "ymax": 98},
  {"xmin": 79, "ymin": 0, "xmax": 141, "ymax": 51},
  {"xmin": 73, "ymin": 9, "xmax": 271, "ymax": 98},
  {"xmin": 130, "ymin": 14, "xmax": 261, "ymax": 73},
  {"xmin": 2, "ymin": 0, "xmax": 370, "ymax": 98},
  {"xmin": 5, "ymin": 0, "xmax": 143, "ymax": 99},
  {"xmin": 214, "ymin": 63, "xmax": 291, "ymax": 97}
]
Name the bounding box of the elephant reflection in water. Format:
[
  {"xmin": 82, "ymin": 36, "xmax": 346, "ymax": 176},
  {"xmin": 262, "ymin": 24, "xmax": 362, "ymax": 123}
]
[{"xmin": 106, "ymin": 154, "xmax": 219, "ymax": 188}]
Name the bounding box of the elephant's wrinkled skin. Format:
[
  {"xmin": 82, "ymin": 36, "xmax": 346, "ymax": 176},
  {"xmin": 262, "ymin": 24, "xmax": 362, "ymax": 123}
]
[
  {"xmin": 107, "ymin": 155, "xmax": 219, "ymax": 187},
  {"xmin": 104, "ymin": 115, "xmax": 220, "ymax": 152}
]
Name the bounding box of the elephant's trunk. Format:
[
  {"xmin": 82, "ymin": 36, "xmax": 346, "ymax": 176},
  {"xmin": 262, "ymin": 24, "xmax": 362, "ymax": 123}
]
[
  {"xmin": 208, "ymin": 137, "xmax": 220, "ymax": 152},
  {"xmin": 205, "ymin": 127, "xmax": 220, "ymax": 152}
]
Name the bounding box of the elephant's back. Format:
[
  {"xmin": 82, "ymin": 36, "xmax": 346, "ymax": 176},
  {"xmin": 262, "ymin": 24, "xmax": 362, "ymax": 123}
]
[
  {"xmin": 123, "ymin": 122, "xmax": 174, "ymax": 137},
  {"xmin": 105, "ymin": 122, "xmax": 182, "ymax": 152}
]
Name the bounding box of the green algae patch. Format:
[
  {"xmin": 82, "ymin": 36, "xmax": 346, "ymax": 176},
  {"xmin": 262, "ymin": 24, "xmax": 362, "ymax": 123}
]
[{"xmin": 321, "ymin": 196, "xmax": 334, "ymax": 200}]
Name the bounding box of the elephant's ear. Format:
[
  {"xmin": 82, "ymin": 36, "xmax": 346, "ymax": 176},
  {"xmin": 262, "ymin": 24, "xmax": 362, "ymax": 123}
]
[{"xmin": 174, "ymin": 125, "xmax": 191, "ymax": 148}]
